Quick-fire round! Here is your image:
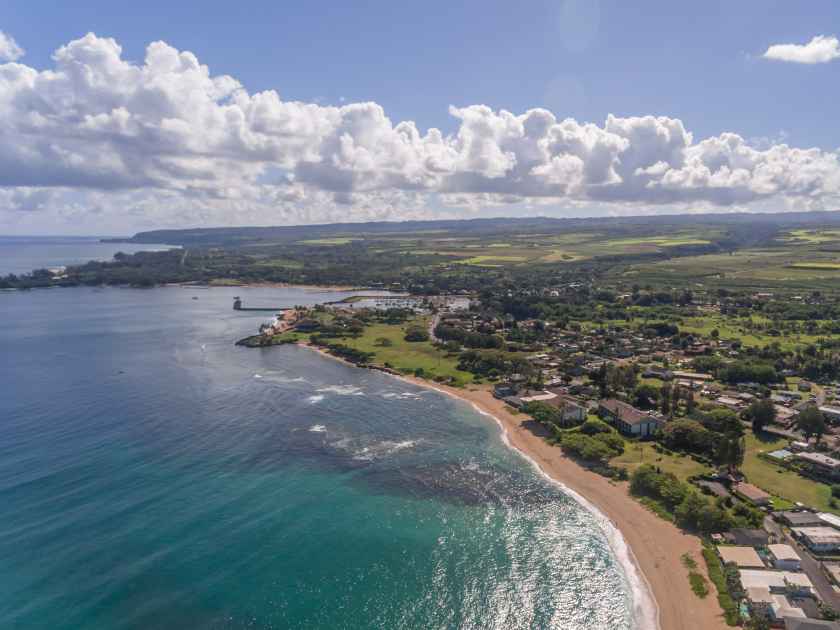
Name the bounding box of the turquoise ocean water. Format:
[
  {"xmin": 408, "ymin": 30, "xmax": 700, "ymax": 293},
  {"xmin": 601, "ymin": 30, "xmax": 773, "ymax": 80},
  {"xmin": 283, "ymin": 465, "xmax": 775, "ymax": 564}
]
[{"xmin": 0, "ymin": 278, "xmax": 653, "ymax": 628}]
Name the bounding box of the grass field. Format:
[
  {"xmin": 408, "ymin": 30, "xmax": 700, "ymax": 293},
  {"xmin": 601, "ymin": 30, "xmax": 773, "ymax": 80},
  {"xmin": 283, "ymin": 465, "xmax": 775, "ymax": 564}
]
[
  {"xmin": 611, "ymin": 442, "xmax": 712, "ymax": 480},
  {"xmin": 742, "ymin": 432, "xmax": 839, "ymax": 514},
  {"xmin": 783, "ymin": 229, "xmax": 840, "ymax": 244},
  {"xmin": 455, "ymin": 255, "xmax": 528, "ymax": 266},
  {"xmin": 621, "ymin": 246, "xmax": 840, "ymax": 292},
  {"xmin": 788, "ymin": 262, "xmax": 840, "ymax": 270},
  {"xmin": 298, "ymin": 237, "xmax": 361, "ymax": 245},
  {"xmin": 331, "ymin": 318, "xmax": 474, "ymax": 385},
  {"xmin": 679, "ymin": 315, "xmax": 831, "ymax": 351}
]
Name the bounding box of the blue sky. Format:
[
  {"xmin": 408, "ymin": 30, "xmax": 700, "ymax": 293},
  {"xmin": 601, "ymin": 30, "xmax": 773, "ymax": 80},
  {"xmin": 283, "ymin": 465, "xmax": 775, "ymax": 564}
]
[{"xmin": 2, "ymin": 0, "xmax": 840, "ymax": 234}]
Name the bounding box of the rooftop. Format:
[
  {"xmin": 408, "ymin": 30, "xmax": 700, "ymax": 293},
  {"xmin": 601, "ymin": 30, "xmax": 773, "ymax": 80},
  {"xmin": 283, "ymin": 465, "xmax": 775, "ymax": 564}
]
[
  {"xmin": 598, "ymin": 399, "xmax": 653, "ymax": 425},
  {"xmin": 717, "ymin": 546, "xmax": 764, "ymax": 568},
  {"xmin": 740, "ymin": 569, "xmax": 813, "ymax": 591},
  {"xmin": 768, "ymin": 544, "xmax": 799, "ymax": 562},
  {"xmin": 792, "ymin": 527, "xmax": 840, "ymax": 544},
  {"xmin": 818, "ymin": 512, "xmax": 840, "ymax": 530},
  {"xmin": 797, "ymin": 452, "xmax": 840, "ymax": 469},
  {"xmin": 733, "ymin": 482, "xmax": 772, "ymax": 503}
]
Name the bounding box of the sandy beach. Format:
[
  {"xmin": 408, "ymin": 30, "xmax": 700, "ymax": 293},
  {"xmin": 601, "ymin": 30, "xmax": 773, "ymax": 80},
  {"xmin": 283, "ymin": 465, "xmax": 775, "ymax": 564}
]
[
  {"xmin": 405, "ymin": 379, "xmax": 730, "ymax": 630},
  {"xmin": 299, "ymin": 343, "xmax": 728, "ymax": 630}
]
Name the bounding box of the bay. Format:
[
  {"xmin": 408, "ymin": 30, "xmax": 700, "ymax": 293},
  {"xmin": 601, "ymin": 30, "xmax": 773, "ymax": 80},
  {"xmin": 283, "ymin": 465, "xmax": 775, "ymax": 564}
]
[{"xmin": 1, "ymin": 284, "xmax": 641, "ymax": 629}]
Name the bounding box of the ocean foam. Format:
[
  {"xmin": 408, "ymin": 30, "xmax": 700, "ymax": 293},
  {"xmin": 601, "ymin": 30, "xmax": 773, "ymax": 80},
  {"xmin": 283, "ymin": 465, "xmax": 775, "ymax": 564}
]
[
  {"xmin": 307, "ymin": 394, "xmax": 325, "ymax": 404},
  {"xmin": 465, "ymin": 402, "xmax": 659, "ymax": 630},
  {"xmin": 391, "ymin": 378, "xmax": 660, "ymax": 630},
  {"xmin": 317, "ymin": 384, "xmax": 365, "ymax": 396},
  {"xmin": 351, "ymin": 439, "xmax": 418, "ymax": 461},
  {"xmin": 309, "ymin": 424, "xmax": 326, "ymax": 433}
]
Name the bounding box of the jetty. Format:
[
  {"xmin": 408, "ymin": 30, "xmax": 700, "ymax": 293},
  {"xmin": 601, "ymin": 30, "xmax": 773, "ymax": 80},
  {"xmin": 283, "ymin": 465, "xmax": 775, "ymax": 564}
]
[{"xmin": 233, "ymin": 297, "xmax": 290, "ymax": 312}]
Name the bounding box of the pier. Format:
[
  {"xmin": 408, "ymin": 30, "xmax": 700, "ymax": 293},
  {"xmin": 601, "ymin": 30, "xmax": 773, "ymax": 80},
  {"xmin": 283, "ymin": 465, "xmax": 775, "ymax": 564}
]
[{"xmin": 233, "ymin": 297, "xmax": 290, "ymax": 312}]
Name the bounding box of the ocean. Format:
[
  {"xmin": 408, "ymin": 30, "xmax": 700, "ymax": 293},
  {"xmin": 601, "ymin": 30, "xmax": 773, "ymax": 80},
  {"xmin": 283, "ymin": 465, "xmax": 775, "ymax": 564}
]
[
  {"xmin": 1, "ymin": 278, "xmax": 649, "ymax": 628},
  {"xmin": 0, "ymin": 236, "xmax": 177, "ymax": 276}
]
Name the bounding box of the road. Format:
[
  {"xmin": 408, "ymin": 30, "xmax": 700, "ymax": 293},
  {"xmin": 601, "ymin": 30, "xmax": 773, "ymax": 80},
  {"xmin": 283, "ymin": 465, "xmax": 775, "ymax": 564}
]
[{"xmin": 428, "ymin": 312, "xmax": 441, "ymax": 343}]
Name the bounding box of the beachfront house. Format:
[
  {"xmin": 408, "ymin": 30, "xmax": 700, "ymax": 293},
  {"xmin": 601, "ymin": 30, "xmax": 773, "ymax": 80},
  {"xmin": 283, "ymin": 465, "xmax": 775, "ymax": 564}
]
[
  {"xmin": 597, "ymin": 399, "xmax": 662, "ymax": 437},
  {"xmin": 548, "ymin": 395, "xmax": 586, "ymax": 427},
  {"xmin": 717, "ymin": 546, "xmax": 765, "ymax": 569}
]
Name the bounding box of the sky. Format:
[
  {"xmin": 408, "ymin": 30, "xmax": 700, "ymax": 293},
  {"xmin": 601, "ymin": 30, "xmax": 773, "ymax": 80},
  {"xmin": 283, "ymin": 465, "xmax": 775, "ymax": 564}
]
[{"xmin": 1, "ymin": 0, "xmax": 840, "ymax": 235}]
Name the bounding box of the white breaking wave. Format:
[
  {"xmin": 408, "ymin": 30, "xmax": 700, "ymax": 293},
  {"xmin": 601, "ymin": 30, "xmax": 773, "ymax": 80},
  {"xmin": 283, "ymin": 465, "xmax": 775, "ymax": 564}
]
[
  {"xmin": 465, "ymin": 402, "xmax": 659, "ymax": 630},
  {"xmin": 309, "ymin": 424, "xmax": 326, "ymax": 433},
  {"xmin": 380, "ymin": 391, "xmax": 422, "ymax": 399},
  {"xmin": 307, "ymin": 394, "xmax": 325, "ymax": 404},
  {"xmin": 317, "ymin": 384, "xmax": 365, "ymax": 396},
  {"xmin": 352, "ymin": 439, "xmax": 418, "ymax": 461}
]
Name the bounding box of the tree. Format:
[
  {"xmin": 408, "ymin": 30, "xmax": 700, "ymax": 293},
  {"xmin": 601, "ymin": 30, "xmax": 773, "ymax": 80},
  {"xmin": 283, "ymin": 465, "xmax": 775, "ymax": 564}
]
[
  {"xmin": 633, "ymin": 384, "xmax": 659, "ymax": 410},
  {"xmin": 715, "ymin": 435, "xmax": 745, "ymax": 471},
  {"xmin": 797, "ymin": 405, "xmax": 827, "ymax": 443},
  {"xmin": 685, "ymin": 388, "xmax": 696, "ymax": 414},
  {"xmin": 746, "ymin": 398, "xmax": 775, "ymax": 434},
  {"xmin": 404, "ymin": 326, "xmax": 430, "ymax": 342},
  {"xmin": 660, "ymin": 384, "xmax": 671, "ymax": 416},
  {"xmin": 661, "ymin": 419, "xmax": 714, "ymax": 455}
]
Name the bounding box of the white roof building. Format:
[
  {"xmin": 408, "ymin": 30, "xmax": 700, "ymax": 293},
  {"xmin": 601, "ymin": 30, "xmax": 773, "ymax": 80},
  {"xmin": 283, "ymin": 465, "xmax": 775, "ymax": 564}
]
[
  {"xmin": 739, "ymin": 569, "xmax": 813, "ymax": 593},
  {"xmin": 818, "ymin": 512, "xmax": 840, "ymax": 530}
]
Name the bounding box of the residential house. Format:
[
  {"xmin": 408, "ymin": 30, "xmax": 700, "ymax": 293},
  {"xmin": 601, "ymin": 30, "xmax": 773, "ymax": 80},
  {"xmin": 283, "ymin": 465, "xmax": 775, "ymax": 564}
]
[
  {"xmin": 717, "ymin": 546, "xmax": 765, "ymax": 569},
  {"xmin": 796, "ymin": 452, "xmax": 840, "ymax": 481},
  {"xmin": 740, "ymin": 568, "xmax": 814, "ymax": 596},
  {"xmin": 597, "ymin": 399, "xmax": 662, "ymax": 437},
  {"xmin": 768, "ymin": 544, "xmax": 801, "ymax": 571},
  {"xmin": 733, "ymin": 482, "xmax": 772, "ymax": 507},
  {"xmin": 725, "ymin": 528, "xmax": 770, "ymax": 547},
  {"xmin": 776, "ymin": 512, "xmax": 824, "ymax": 528},
  {"xmin": 493, "ymin": 383, "xmax": 517, "ymax": 399},
  {"xmin": 792, "ymin": 527, "xmax": 840, "ymax": 553},
  {"xmin": 547, "ymin": 395, "xmax": 587, "ymax": 427}
]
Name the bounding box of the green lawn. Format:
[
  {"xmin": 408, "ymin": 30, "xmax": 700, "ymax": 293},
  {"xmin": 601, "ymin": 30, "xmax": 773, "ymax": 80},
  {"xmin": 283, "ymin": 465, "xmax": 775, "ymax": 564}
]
[
  {"xmin": 680, "ymin": 315, "xmax": 831, "ymax": 351},
  {"xmin": 742, "ymin": 433, "xmax": 839, "ymax": 514},
  {"xmin": 611, "ymin": 442, "xmax": 712, "ymax": 481},
  {"xmin": 332, "ymin": 318, "xmax": 474, "ymax": 386}
]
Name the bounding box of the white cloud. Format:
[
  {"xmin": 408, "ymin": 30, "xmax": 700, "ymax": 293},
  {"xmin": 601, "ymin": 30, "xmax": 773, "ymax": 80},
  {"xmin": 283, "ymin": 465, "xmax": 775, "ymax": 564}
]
[
  {"xmin": 763, "ymin": 35, "xmax": 840, "ymax": 64},
  {"xmin": 0, "ymin": 31, "xmax": 839, "ymax": 232},
  {"xmin": 0, "ymin": 30, "xmax": 24, "ymax": 61}
]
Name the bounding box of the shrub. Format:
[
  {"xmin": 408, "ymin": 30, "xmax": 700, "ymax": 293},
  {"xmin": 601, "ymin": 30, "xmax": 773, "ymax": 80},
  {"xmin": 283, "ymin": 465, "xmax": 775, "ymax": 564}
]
[
  {"xmin": 560, "ymin": 432, "xmax": 622, "ymax": 463},
  {"xmin": 404, "ymin": 327, "xmax": 429, "ymax": 342},
  {"xmin": 702, "ymin": 545, "xmax": 740, "ymax": 626},
  {"xmin": 580, "ymin": 418, "xmax": 612, "ymax": 435}
]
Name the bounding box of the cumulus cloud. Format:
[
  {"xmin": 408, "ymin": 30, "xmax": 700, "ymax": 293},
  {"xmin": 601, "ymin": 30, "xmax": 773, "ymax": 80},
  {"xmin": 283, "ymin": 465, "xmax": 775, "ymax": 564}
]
[
  {"xmin": 0, "ymin": 30, "xmax": 24, "ymax": 61},
  {"xmin": 763, "ymin": 35, "xmax": 840, "ymax": 64},
  {"xmin": 1, "ymin": 31, "xmax": 839, "ymax": 231}
]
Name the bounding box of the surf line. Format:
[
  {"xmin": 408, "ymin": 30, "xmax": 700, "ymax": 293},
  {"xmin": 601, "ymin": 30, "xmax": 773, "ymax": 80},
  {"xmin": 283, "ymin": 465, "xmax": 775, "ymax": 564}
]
[{"xmin": 294, "ymin": 342, "xmax": 660, "ymax": 630}]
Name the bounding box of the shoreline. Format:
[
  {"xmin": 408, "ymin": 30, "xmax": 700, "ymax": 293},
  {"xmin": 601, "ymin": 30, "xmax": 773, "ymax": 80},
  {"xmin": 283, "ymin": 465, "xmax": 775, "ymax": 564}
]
[{"xmin": 296, "ymin": 343, "xmax": 728, "ymax": 630}]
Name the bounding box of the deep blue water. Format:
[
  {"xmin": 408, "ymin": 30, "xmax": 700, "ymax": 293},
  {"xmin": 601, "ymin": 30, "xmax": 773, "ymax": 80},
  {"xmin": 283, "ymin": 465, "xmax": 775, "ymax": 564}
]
[
  {"xmin": 0, "ymin": 284, "xmax": 649, "ymax": 629},
  {"xmin": 0, "ymin": 236, "xmax": 177, "ymax": 276}
]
